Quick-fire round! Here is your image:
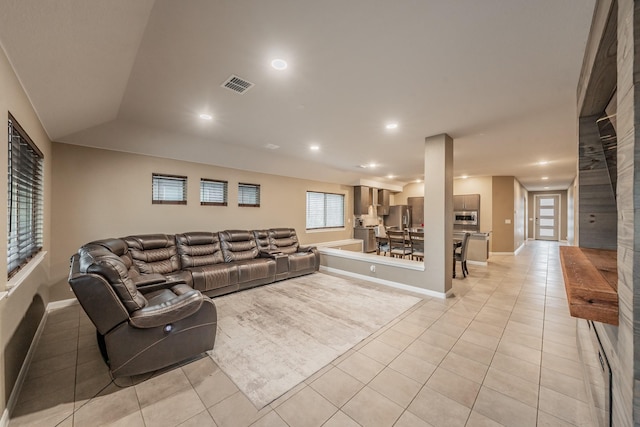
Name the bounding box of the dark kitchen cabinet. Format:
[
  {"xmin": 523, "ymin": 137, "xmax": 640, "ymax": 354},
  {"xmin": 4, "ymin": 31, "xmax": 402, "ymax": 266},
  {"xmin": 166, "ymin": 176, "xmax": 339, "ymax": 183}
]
[
  {"xmin": 354, "ymin": 186, "xmax": 370, "ymax": 215},
  {"xmin": 453, "ymin": 194, "xmax": 480, "ymax": 211},
  {"xmin": 378, "ymin": 189, "xmax": 390, "ymax": 215},
  {"xmin": 407, "ymin": 197, "xmax": 424, "ymax": 227}
]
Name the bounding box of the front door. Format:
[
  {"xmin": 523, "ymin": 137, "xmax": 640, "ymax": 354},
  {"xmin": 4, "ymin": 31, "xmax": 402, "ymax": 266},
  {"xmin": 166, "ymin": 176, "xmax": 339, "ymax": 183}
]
[{"xmin": 535, "ymin": 195, "xmax": 560, "ymax": 241}]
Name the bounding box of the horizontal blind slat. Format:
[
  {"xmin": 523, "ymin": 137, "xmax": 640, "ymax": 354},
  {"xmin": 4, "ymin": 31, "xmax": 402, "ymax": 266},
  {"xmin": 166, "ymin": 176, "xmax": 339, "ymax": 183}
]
[
  {"xmin": 7, "ymin": 114, "xmax": 44, "ymax": 278},
  {"xmin": 306, "ymin": 191, "xmax": 344, "ymax": 229}
]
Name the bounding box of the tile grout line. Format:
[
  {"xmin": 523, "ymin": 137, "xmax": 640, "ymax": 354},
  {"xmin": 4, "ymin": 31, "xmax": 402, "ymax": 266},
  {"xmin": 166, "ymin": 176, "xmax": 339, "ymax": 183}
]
[
  {"xmin": 370, "ymin": 257, "xmax": 525, "ymax": 426},
  {"xmin": 462, "ymin": 252, "xmax": 538, "ymax": 426}
]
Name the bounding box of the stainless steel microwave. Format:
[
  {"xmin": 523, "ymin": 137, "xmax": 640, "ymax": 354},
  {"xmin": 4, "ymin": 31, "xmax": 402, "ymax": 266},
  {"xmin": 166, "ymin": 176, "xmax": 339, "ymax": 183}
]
[{"xmin": 454, "ymin": 211, "xmax": 478, "ymax": 226}]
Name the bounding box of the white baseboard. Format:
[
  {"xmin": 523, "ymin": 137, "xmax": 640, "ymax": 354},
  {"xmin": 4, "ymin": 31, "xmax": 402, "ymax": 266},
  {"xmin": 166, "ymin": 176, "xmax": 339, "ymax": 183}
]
[
  {"xmin": 514, "ymin": 243, "xmax": 525, "ymax": 255},
  {"xmin": 47, "ymin": 298, "xmax": 78, "ymax": 311},
  {"xmin": 3, "ymin": 298, "xmax": 80, "ymax": 426},
  {"xmin": 320, "ymin": 266, "xmax": 449, "ymax": 299},
  {"xmin": 4, "ymin": 307, "xmax": 50, "ymax": 425},
  {"xmin": 1, "ymin": 407, "xmax": 8, "ymax": 427}
]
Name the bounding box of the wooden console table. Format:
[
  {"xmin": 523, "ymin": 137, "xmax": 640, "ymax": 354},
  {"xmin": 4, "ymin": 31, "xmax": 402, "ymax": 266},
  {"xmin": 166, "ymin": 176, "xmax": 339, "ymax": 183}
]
[{"xmin": 559, "ymin": 246, "xmax": 618, "ymax": 325}]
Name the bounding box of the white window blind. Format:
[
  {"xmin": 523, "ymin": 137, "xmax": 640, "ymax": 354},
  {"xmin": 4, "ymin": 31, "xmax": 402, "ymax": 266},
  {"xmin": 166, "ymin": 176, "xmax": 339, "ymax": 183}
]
[
  {"xmin": 201, "ymin": 179, "xmax": 228, "ymax": 206},
  {"xmin": 152, "ymin": 174, "xmax": 187, "ymax": 204},
  {"xmin": 238, "ymin": 183, "xmax": 260, "ymax": 207},
  {"xmin": 306, "ymin": 191, "xmax": 344, "ymax": 229},
  {"xmin": 8, "ymin": 113, "xmax": 44, "ymax": 278}
]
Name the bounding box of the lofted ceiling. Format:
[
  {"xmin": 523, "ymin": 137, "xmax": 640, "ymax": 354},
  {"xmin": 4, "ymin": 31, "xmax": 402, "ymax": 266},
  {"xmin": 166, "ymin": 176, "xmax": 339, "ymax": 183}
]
[{"xmin": 0, "ymin": 0, "xmax": 596, "ymax": 191}]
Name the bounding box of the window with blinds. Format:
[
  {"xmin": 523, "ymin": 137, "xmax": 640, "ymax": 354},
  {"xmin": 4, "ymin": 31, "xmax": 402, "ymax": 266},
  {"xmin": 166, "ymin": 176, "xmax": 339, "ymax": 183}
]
[
  {"xmin": 7, "ymin": 113, "xmax": 44, "ymax": 278},
  {"xmin": 306, "ymin": 191, "xmax": 345, "ymax": 230},
  {"xmin": 152, "ymin": 173, "xmax": 187, "ymax": 204},
  {"xmin": 201, "ymin": 179, "xmax": 228, "ymax": 206},
  {"xmin": 238, "ymin": 183, "xmax": 260, "ymax": 207}
]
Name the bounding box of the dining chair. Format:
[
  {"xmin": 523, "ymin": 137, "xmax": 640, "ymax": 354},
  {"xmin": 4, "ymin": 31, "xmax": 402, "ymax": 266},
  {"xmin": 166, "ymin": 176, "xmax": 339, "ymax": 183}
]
[
  {"xmin": 408, "ymin": 231, "xmax": 424, "ymax": 261},
  {"xmin": 376, "ymin": 236, "xmax": 390, "ymax": 256},
  {"xmin": 387, "ymin": 230, "xmax": 412, "ymax": 258},
  {"xmin": 454, "ymin": 232, "xmax": 471, "ymax": 277}
]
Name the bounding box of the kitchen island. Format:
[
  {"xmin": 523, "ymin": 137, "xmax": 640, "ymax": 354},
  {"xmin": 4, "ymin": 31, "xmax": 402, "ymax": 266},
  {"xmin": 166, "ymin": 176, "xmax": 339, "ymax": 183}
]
[{"xmin": 454, "ymin": 231, "xmax": 490, "ymax": 265}]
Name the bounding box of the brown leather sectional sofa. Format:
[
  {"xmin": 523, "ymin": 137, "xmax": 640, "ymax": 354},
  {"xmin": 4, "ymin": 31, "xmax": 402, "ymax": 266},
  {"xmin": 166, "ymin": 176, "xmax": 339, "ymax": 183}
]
[{"xmin": 68, "ymin": 228, "xmax": 319, "ymax": 377}]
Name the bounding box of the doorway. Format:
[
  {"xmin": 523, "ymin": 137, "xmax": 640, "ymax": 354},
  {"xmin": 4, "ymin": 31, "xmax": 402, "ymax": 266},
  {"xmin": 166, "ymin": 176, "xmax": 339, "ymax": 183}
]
[{"xmin": 534, "ymin": 194, "xmax": 560, "ymax": 241}]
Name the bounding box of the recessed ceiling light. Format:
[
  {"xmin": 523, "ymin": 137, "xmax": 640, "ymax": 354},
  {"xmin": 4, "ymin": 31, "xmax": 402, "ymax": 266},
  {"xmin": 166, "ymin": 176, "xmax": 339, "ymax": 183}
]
[
  {"xmin": 199, "ymin": 113, "xmax": 213, "ymax": 120},
  {"xmin": 387, "ymin": 174, "xmax": 395, "ymax": 179},
  {"xmin": 415, "ymin": 179, "xmax": 422, "ymax": 183},
  {"xmin": 538, "ymin": 161, "xmax": 549, "ymax": 165},
  {"xmin": 368, "ymin": 162, "xmax": 377, "ymax": 168},
  {"xmin": 271, "ymin": 59, "xmax": 288, "ymax": 70},
  {"xmin": 359, "ymin": 164, "xmax": 368, "ymax": 169},
  {"xmin": 265, "ymin": 143, "xmax": 280, "ymax": 150},
  {"xmin": 544, "ymin": 186, "xmax": 550, "ymax": 189},
  {"xmin": 461, "ymin": 175, "xmax": 468, "ymax": 179},
  {"xmin": 542, "ymin": 176, "xmax": 549, "ymax": 180},
  {"xmin": 310, "ymin": 145, "xmax": 320, "ymax": 151},
  {"xmin": 385, "ymin": 123, "xmax": 398, "ymax": 130}
]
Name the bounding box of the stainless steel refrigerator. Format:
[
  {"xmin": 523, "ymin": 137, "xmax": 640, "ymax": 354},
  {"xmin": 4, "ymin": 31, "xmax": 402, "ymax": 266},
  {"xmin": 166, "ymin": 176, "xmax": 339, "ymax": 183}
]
[{"xmin": 384, "ymin": 205, "xmax": 411, "ymax": 230}]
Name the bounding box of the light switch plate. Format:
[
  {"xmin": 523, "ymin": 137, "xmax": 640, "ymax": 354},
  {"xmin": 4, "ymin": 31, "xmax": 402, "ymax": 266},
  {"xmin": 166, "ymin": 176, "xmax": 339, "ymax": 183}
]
[{"xmin": 505, "ymin": 219, "xmax": 511, "ymax": 224}]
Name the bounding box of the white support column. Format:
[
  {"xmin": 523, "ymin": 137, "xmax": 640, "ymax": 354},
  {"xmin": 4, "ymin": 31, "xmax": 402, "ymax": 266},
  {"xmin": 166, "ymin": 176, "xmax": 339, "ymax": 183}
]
[{"xmin": 423, "ymin": 133, "xmax": 453, "ymax": 294}]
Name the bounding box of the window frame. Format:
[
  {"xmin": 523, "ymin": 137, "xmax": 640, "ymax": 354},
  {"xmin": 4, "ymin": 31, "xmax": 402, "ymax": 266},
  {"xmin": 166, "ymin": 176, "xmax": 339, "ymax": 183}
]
[
  {"xmin": 7, "ymin": 113, "xmax": 44, "ymax": 279},
  {"xmin": 200, "ymin": 178, "xmax": 228, "ymax": 206},
  {"xmin": 306, "ymin": 191, "xmax": 345, "ymax": 230},
  {"xmin": 152, "ymin": 173, "xmax": 187, "ymax": 205},
  {"xmin": 238, "ymin": 182, "xmax": 261, "ymax": 207}
]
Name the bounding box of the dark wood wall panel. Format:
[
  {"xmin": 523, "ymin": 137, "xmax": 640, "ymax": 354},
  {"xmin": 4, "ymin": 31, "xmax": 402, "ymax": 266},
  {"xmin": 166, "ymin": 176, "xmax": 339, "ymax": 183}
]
[{"xmin": 578, "ymin": 115, "xmax": 617, "ymax": 249}]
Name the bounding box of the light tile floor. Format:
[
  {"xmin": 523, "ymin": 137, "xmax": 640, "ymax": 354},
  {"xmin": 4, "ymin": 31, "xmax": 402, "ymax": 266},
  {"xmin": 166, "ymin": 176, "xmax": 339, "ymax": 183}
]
[{"xmin": 9, "ymin": 241, "xmax": 593, "ymax": 427}]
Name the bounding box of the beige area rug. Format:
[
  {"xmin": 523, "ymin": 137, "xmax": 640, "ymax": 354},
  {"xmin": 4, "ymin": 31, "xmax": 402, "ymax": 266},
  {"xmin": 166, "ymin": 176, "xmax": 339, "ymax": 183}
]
[{"xmin": 208, "ymin": 273, "xmax": 421, "ymax": 408}]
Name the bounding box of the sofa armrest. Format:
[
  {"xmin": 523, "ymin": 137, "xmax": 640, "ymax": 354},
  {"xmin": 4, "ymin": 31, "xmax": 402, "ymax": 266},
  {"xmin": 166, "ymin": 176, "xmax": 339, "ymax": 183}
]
[
  {"xmin": 298, "ymin": 245, "xmax": 317, "ymax": 253},
  {"xmin": 131, "ymin": 273, "xmax": 166, "ymax": 288},
  {"xmin": 259, "ymin": 250, "xmax": 285, "ymax": 259},
  {"xmin": 129, "ymin": 289, "xmax": 203, "ymax": 329},
  {"xmin": 135, "ymin": 275, "xmax": 188, "ymax": 293}
]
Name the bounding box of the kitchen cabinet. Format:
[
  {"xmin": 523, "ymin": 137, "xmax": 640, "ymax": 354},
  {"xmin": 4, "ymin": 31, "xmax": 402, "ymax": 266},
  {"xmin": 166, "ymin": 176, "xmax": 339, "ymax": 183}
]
[
  {"xmin": 453, "ymin": 194, "xmax": 480, "ymax": 211},
  {"xmin": 407, "ymin": 197, "xmax": 424, "ymax": 227},
  {"xmin": 353, "ymin": 186, "xmax": 370, "ymax": 215},
  {"xmin": 377, "ymin": 189, "xmax": 390, "ymax": 215},
  {"xmin": 354, "ymin": 227, "xmax": 376, "ymax": 253}
]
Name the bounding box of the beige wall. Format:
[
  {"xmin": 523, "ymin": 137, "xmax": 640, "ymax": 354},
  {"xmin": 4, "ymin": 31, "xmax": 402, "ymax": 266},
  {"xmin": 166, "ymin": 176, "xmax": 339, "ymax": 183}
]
[
  {"xmin": 49, "ymin": 143, "xmax": 354, "ymax": 299},
  {"xmin": 527, "ymin": 190, "xmax": 568, "ymax": 241},
  {"xmin": 396, "ymin": 177, "xmax": 494, "ymax": 234},
  {"xmin": 0, "ymin": 45, "xmax": 53, "ymax": 413},
  {"xmin": 395, "ymin": 176, "xmax": 526, "ymax": 253},
  {"xmin": 395, "ymin": 176, "xmax": 496, "ymax": 248},
  {"xmin": 567, "ymin": 178, "xmax": 576, "ymax": 245},
  {"xmin": 392, "ymin": 182, "xmax": 423, "ymax": 205},
  {"xmin": 491, "ymin": 176, "xmax": 515, "ymax": 252},
  {"xmin": 514, "ymin": 180, "xmax": 527, "ymax": 250},
  {"xmin": 453, "ymin": 176, "xmax": 493, "ymax": 234}
]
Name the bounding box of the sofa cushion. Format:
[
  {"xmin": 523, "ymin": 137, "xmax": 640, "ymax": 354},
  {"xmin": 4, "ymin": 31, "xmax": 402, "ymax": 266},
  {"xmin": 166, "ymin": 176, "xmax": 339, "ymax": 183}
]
[
  {"xmin": 78, "ymin": 244, "xmax": 147, "ymax": 312},
  {"xmin": 124, "ymin": 234, "xmax": 181, "ymax": 274},
  {"xmin": 176, "ymin": 232, "xmax": 224, "ymax": 267},
  {"xmin": 220, "ymin": 230, "xmax": 259, "ymax": 262},
  {"xmin": 234, "ymin": 258, "xmax": 276, "ymax": 284},
  {"xmin": 269, "ymin": 228, "xmax": 300, "ymax": 255},
  {"xmin": 288, "ymin": 252, "xmax": 318, "ymax": 273},
  {"xmin": 187, "ymin": 263, "xmax": 239, "ymax": 292},
  {"xmin": 252, "ymin": 230, "xmax": 271, "ymax": 252}
]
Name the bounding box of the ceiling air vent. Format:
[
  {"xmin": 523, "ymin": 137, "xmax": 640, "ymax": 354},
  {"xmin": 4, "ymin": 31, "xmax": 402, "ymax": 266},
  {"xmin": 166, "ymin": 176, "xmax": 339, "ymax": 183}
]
[{"xmin": 221, "ymin": 75, "xmax": 254, "ymax": 94}]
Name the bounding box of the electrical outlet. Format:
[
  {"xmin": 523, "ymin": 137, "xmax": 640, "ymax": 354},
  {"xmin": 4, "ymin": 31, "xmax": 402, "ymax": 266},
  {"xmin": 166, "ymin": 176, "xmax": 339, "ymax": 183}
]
[{"xmin": 370, "ymin": 265, "xmax": 376, "ymax": 273}]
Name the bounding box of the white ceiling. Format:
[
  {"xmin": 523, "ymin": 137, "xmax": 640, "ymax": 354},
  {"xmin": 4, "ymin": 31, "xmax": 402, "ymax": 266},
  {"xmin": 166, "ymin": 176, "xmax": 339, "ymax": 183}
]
[{"xmin": 0, "ymin": 0, "xmax": 596, "ymax": 191}]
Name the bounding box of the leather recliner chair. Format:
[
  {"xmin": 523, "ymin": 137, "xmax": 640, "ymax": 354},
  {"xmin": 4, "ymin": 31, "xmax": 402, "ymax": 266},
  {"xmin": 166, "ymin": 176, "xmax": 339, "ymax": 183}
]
[
  {"xmin": 68, "ymin": 238, "xmax": 217, "ymax": 378},
  {"xmin": 269, "ymin": 228, "xmax": 320, "ymax": 278}
]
